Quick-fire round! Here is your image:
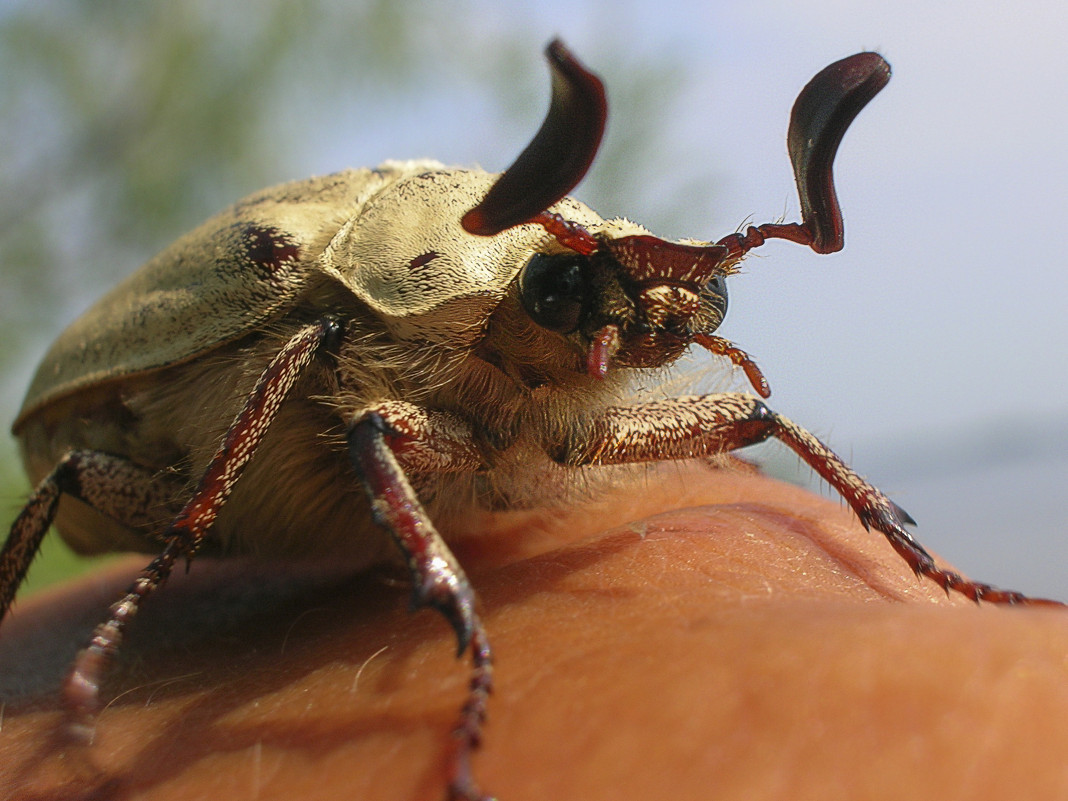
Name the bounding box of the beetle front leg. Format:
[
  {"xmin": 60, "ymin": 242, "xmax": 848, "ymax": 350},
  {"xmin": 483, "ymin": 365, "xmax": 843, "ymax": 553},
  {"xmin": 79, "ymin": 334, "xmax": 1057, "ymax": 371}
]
[
  {"xmin": 558, "ymin": 393, "xmax": 1061, "ymax": 607},
  {"xmin": 347, "ymin": 404, "xmax": 491, "ymax": 801}
]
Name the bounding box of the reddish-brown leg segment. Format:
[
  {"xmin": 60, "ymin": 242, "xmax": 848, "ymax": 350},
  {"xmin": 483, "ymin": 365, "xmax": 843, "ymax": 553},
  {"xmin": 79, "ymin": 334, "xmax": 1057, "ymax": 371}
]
[
  {"xmin": 63, "ymin": 318, "xmax": 341, "ymax": 723},
  {"xmin": 557, "ymin": 393, "xmax": 1062, "ymax": 607},
  {"xmin": 0, "ymin": 452, "xmax": 177, "ymax": 624},
  {"xmin": 348, "ymin": 407, "xmax": 492, "ymax": 801}
]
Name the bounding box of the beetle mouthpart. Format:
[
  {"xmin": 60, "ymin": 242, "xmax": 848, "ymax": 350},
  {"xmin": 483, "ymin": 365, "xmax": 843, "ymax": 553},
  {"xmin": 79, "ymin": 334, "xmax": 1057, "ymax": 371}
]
[
  {"xmin": 693, "ymin": 333, "xmax": 771, "ymax": 398},
  {"xmin": 462, "ymin": 39, "xmax": 607, "ymax": 237},
  {"xmin": 580, "ymin": 241, "xmax": 732, "ymax": 377},
  {"xmin": 587, "ymin": 324, "xmax": 621, "ymax": 379},
  {"xmin": 585, "ymin": 283, "xmax": 718, "ymax": 376}
]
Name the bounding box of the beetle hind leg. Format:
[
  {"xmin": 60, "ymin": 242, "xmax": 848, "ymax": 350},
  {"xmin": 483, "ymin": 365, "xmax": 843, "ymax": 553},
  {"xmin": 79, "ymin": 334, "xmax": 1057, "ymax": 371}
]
[
  {"xmin": 0, "ymin": 459, "xmax": 67, "ymax": 624},
  {"xmin": 0, "ymin": 450, "xmax": 176, "ymax": 626}
]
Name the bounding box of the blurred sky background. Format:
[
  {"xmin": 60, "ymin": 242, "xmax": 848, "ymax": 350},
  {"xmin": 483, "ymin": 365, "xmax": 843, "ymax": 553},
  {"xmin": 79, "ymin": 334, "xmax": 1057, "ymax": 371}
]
[{"xmin": 1, "ymin": 0, "xmax": 1066, "ymax": 597}]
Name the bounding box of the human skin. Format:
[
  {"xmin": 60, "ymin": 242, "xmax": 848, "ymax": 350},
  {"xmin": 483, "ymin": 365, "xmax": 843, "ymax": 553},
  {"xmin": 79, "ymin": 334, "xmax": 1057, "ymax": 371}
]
[{"xmin": 2, "ymin": 462, "xmax": 1068, "ymax": 801}]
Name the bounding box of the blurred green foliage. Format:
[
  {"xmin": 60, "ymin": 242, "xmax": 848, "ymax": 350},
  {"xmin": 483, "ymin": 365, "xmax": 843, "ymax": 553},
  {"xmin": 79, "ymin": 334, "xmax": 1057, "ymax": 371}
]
[{"xmin": 0, "ymin": 1, "xmax": 696, "ymax": 597}]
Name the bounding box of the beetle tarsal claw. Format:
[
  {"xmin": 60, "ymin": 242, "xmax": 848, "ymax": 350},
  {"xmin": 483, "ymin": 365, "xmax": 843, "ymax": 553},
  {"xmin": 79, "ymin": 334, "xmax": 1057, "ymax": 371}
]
[
  {"xmin": 889, "ymin": 499, "xmax": 917, "ymax": 527},
  {"xmin": 412, "ymin": 568, "xmax": 478, "ymax": 657}
]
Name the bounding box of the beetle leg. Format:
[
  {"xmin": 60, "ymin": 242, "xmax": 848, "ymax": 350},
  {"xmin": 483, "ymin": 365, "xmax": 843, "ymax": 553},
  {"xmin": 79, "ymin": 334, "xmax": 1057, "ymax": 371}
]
[
  {"xmin": 64, "ymin": 317, "xmax": 342, "ymax": 725},
  {"xmin": 347, "ymin": 407, "xmax": 491, "ymax": 801},
  {"xmin": 356, "ymin": 401, "xmax": 485, "ymax": 475},
  {"xmin": 0, "ymin": 451, "xmax": 177, "ymax": 625},
  {"xmin": 555, "ymin": 393, "xmax": 1062, "ymax": 607}
]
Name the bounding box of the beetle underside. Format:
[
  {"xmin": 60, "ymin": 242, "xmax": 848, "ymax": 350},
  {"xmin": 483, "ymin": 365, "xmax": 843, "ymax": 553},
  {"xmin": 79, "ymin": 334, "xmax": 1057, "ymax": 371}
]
[{"xmin": 0, "ymin": 40, "xmax": 1060, "ymax": 801}]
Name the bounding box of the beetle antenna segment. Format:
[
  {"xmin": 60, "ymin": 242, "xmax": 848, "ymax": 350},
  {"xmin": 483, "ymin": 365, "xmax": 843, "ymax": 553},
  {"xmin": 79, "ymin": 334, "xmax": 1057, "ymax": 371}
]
[
  {"xmin": 461, "ymin": 39, "xmax": 607, "ymax": 237},
  {"xmin": 530, "ymin": 211, "xmax": 600, "ymax": 256},
  {"xmin": 716, "ymin": 53, "xmax": 891, "ymax": 260},
  {"xmin": 789, "ymin": 52, "xmax": 890, "ymax": 255},
  {"xmin": 693, "ymin": 334, "xmax": 771, "ymax": 398}
]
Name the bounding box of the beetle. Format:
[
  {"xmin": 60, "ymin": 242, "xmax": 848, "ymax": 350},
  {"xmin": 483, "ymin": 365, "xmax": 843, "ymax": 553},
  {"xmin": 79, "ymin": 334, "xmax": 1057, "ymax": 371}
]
[{"xmin": 0, "ymin": 40, "xmax": 1058, "ymax": 801}]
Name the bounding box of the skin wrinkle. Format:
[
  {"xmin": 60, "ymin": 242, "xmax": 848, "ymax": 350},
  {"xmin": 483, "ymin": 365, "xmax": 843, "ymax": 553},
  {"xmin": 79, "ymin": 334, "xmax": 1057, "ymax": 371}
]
[{"xmin": 726, "ymin": 503, "xmax": 908, "ymax": 603}]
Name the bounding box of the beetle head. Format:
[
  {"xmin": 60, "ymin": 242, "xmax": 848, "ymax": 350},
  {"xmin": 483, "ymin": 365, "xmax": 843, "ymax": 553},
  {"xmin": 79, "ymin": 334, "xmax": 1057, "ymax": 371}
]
[
  {"xmin": 464, "ymin": 40, "xmax": 889, "ymax": 392},
  {"xmin": 513, "ymin": 225, "xmax": 732, "ymax": 379}
]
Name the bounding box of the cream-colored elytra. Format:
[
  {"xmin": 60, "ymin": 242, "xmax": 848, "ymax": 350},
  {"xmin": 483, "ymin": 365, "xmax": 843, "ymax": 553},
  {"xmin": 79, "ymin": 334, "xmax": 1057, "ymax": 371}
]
[
  {"xmin": 11, "ymin": 159, "xmax": 666, "ymax": 563},
  {"xmin": 16, "ymin": 161, "xmax": 654, "ymax": 426}
]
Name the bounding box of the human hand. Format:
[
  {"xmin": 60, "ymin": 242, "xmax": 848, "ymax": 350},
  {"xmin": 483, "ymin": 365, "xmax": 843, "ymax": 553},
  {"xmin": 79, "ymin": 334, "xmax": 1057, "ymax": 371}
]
[{"xmin": 3, "ymin": 462, "xmax": 1067, "ymax": 800}]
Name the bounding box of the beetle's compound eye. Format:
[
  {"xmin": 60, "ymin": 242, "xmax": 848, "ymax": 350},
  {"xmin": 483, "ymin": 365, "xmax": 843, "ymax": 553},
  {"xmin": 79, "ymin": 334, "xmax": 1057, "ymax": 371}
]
[
  {"xmin": 519, "ymin": 252, "xmax": 589, "ymax": 334},
  {"xmin": 704, "ymin": 275, "xmax": 728, "ymax": 326}
]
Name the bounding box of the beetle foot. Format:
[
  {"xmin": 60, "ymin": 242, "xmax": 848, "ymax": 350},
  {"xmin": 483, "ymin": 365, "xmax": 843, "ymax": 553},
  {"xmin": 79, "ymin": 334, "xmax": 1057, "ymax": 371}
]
[
  {"xmin": 914, "ymin": 561, "xmax": 1063, "ymax": 607},
  {"xmin": 61, "ymin": 542, "xmax": 181, "ymax": 730},
  {"xmin": 858, "ymin": 491, "xmax": 1064, "ymax": 606},
  {"xmin": 64, "ymin": 639, "xmax": 110, "ymax": 722},
  {"xmin": 446, "ymin": 619, "xmax": 495, "ymax": 801}
]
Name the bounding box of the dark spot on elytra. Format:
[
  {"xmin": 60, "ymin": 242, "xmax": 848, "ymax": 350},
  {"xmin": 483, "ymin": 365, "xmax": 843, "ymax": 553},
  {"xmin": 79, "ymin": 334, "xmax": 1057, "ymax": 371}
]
[
  {"xmin": 409, "ymin": 251, "xmax": 440, "ymax": 271},
  {"xmin": 243, "ymin": 224, "xmax": 301, "ymax": 274}
]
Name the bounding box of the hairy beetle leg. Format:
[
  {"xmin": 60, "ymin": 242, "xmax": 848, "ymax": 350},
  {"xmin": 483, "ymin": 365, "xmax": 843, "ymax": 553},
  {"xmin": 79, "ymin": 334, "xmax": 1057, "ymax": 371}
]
[
  {"xmin": 769, "ymin": 414, "xmax": 1061, "ymax": 606},
  {"xmin": 0, "ymin": 451, "xmax": 178, "ymax": 626},
  {"xmin": 63, "ymin": 318, "xmax": 341, "ymax": 723},
  {"xmin": 558, "ymin": 393, "xmax": 1062, "ymax": 607},
  {"xmin": 349, "ymin": 414, "xmax": 480, "ymax": 645},
  {"xmin": 348, "ymin": 407, "xmax": 493, "ymax": 801}
]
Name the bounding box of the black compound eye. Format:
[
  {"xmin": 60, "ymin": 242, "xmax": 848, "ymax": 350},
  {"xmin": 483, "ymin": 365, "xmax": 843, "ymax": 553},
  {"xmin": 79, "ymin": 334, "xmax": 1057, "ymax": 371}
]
[
  {"xmin": 704, "ymin": 275, "xmax": 729, "ymax": 323},
  {"xmin": 519, "ymin": 253, "xmax": 588, "ymax": 334}
]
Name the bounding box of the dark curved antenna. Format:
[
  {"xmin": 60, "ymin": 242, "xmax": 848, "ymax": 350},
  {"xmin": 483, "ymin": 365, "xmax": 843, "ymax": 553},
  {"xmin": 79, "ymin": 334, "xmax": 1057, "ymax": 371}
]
[
  {"xmin": 715, "ymin": 52, "xmax": 890, "ymax": 260},
  {"xmin": 461, "ymin": 39, "xmax": 607, "ymax": 236},
  {"xmin": 788, "ymin": 52, "xmax": 891, "ymax": 254}
]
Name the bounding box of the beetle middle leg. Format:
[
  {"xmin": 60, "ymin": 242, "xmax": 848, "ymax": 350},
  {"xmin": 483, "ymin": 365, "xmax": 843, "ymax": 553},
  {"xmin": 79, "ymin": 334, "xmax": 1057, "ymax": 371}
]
[
  {"xmin": 347, "ymin": 402, "xmax": 491, "ymax": 801},
  {"xmin": 63, "ymin": 317, "xmax": 343, "ymax": 724},
  {"xmin": 556, "ymin": 393, "xmax": 1062, "ymax": 607}
]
